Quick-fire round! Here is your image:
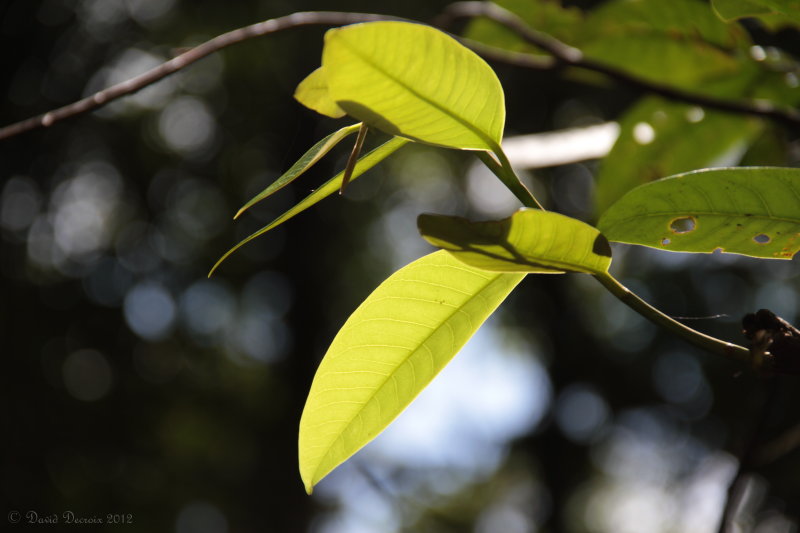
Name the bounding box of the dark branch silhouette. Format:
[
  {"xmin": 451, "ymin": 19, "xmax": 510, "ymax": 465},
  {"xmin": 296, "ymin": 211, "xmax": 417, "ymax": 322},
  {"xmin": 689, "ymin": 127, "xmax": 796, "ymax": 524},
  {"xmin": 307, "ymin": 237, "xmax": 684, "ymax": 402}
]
[
  {"xmin": 2, "ymin": 2, "xmax": 799, "ymax": 142},
  {"xmin": 0, "ymin": 11, "xmax": 404, "ymax": 141},
  {"xmin": 441, "ymin": 2, "xmax": 800, "ymax": 129}
]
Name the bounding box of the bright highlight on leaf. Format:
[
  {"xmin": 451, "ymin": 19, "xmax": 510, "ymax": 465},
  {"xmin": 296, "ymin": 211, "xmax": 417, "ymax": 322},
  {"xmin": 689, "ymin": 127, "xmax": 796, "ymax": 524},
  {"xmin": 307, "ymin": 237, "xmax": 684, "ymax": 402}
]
[
  {"xmin": 298, "ymin": 250, "xmax": 524, "ymax": 493},
  {"xmin": 209, "ymin": 137, "xmax": 408, "ymax": 276},
  {"xmin": 322, "ymin": 21, "xmax": 506, "ymax": 151},
  {"xmin": 294, "ymin": 66, "xmax": 347, "ymax": 118},
  {"xmin": 597, "ymin": 167, "xmax": 800, "ymax": 259},
  {"xmin": 235, "ymin": 123, "xmax": 362, "ymax": 219},
  {"xmin": 418, "ymin": 209, "xmax": 612, "ymax": 275}
]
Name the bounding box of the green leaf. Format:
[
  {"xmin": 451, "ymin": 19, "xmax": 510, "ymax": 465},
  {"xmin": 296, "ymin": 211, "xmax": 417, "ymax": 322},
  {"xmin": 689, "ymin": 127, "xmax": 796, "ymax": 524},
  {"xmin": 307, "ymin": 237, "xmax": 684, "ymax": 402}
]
[
  {"xmin": 294, "ymin": 67, "xmax": 347, "ymax": 118},
  {"xmin": 209, "ymin": 136, "xmax": 408, "ymax": 276},
  {"xmin": 712, "ymin": 0, "xmax": 774, "ymax": 21},
  {"xmin": 464, "ymin": 0, "xmax": 582, "ymax": 54},
  {"xmin": 235, "ymin": 123, "xmax": 362, "ymax": 219},
  {"xmin": 418, "ymin": 209, "xmax": 612, "ymax": 275},
  {"xmin": 594, "ymin": 97, "xmax": 762, "ymax": 216},
  {"xmin": 577, "ymin": 0, "xmax": 745, "ymax": 90},
  {"xmin": 712, "ymin": 0, "xmax": 800, "ymax": 24},
  {"xmin": 322, "ymin": 21, "xmax": 505, "ymax": 151},
  {"xmin": 597, "ymin": 167, "xmax": 800, "ymax": 259},
  {"xmin": 298, "ymin": 250, "xmax": 524, "ymax": 493}
]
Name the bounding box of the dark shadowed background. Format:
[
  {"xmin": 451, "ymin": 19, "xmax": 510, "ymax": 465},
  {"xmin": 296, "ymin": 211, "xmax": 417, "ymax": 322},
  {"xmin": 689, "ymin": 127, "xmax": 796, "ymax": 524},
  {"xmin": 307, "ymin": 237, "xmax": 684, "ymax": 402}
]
[{"xmin": 2, "ymin": 1, "xmax": 800, "ymax": 532}]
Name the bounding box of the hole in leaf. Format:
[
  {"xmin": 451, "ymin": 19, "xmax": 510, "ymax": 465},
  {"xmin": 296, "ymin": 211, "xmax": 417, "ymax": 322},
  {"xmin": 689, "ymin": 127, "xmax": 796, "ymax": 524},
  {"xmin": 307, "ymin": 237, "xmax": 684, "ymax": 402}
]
[
  {"xmin": 661, "ymin": 238, "xmax": 671, "ymax": 245},
  {"xmin": 669, "ymin": 216, "xmax": 696, "ymax": 234},
  {"xmin": 754, "ymin": 233, "xmax": 771, "ymax": 244}
]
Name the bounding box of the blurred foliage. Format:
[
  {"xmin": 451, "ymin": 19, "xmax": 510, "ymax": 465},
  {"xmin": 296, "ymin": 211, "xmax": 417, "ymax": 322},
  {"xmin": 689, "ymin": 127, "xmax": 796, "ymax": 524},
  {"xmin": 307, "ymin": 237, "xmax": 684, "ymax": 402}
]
[{"xmin": 2, "ymin": 1, "xmax": 800, "ymax": 532}]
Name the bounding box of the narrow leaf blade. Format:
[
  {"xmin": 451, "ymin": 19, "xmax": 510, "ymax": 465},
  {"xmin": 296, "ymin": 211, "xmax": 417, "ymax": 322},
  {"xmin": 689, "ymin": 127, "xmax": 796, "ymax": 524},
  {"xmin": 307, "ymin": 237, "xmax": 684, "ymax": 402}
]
[
  {"xmin": 298, "ymin": 250, "xmax": 524, "ymax": 493},
  {"xmin": 419, "ymin": 209, "xmax": 612, "ymax": 274},
  {"xmin": 294, "ymin": 66, "xmax": 347, "ymax": 118},
  {"xmin": 236, "ymin": 123, "xmax": 362, "ymax": 218},
  {"xmin": 597, "ymin": 167, "xmax": 800, "ymax": 259},
  {"xmin": 209, "ymin": 137, "xmax": 409, "ymax": 276},
  {"xmin": 323, "ymin": 21, "xmax": 505, "ymax": 151}
]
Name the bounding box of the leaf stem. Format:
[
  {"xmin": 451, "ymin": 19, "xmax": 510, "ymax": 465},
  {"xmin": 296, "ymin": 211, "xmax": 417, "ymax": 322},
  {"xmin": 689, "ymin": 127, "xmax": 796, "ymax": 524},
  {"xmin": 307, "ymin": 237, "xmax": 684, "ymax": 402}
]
[
  {"xmin": 340, "ymin": 123, "xmax": 369, "ymax": 194},
  {"xmin": 594, "ymin": 270, "xmax": 755, "ymax": 366},
  {"xmin": 476, "ymin": 149, "xmax": 544, "ymax": 209}
]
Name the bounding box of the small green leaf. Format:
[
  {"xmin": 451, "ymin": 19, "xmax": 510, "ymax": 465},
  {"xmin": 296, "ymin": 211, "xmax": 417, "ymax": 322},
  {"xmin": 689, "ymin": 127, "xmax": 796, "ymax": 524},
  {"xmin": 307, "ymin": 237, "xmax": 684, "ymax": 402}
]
[
  {"xmin": 294, "ymin": 67, "xmax": 347, "ymax": 118},
  {"xmin": 598, "ymin": 167, "xmax": 800, "ymax": 259},
  {"xmin": 322, "ymin": 21, "xmax": 505, "ymax": 151},
  {"xmin": 209, "ymin": 136, "xmax": 408, "ymax": 276},
  {"xmin": 418, "ymin": 209, "xmax": 612, "ymax": 275},
  {"xmin": 235, "ymin": 123, "xmax": 362, "ymax": 219},
  {"xmin": 299, "ymin": 250, "xmax": 524, "ymax": 493}
]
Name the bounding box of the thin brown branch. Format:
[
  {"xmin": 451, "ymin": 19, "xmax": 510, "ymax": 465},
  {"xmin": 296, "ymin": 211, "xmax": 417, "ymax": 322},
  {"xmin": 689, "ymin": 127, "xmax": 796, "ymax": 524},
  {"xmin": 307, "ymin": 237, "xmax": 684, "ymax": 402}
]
[
  {"xmin": 0, "ymin": 11, "xmax": 404, "ymax": 141},
  {"xmin": 442, "ymin": 1, "xmax": 800, "ymax": 129}
]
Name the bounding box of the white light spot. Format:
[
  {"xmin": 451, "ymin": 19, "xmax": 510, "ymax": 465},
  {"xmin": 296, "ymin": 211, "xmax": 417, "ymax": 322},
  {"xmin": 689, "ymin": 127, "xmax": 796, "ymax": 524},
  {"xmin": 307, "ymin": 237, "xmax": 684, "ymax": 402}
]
[
  {"xmin": 158, "ymin": 96, "xmax": 216, "ymax": 155},
  {"xmin": 124, "ymin": 281, "xmax": 176, "ymax": 340},
  {"xmin": 750, "ymin": 45, "xmax": 767, "ymax": 61},
  {"xmin": 632, "ymin": 122, "xmax": 655, "ymax": 145},
  {"xmin": 685, "ymin": 107, "xmax": 705, "ymax": 123},
  {"xmin": 62, "ymin": 349, "xmax": 113, "ymax": 402}
]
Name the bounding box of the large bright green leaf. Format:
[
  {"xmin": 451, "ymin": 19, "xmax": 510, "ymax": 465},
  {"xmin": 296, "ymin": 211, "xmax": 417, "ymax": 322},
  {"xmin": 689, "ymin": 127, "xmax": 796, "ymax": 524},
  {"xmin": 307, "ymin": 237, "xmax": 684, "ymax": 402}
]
[
  {"xmin": 594, "ymin": 97, "xmax": 762, "ymax": 216},
  {"xmin": 598, "ymin": 167, "xmax": 800, "ymax": 259},
  {"xmin": 298, "ymin": 250, "xmax": 524, "ymax": 493},
  {"xmin": 418, "ymin": 209, "xmax": 612, "ymax": 275},
  {"xmin": 322, "ymin": 21, "xmax": 505, "ymax": 151},
  {"xmin": 294, "ymin": 66, "xmax": 347, "ymax": 118},
  {"xmin": 209, "ymin": 137, "xmax": 408, "ymax": 276},
  {"xmin": 235, "ymin": 123, "xmax": 362, "ymax": 219}
]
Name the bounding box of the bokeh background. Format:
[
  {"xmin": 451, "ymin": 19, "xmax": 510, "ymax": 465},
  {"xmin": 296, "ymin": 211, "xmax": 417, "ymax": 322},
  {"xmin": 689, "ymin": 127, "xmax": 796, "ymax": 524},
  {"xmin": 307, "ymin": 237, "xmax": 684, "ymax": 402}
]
[{"xmin": 2, "ymin": 1, "xmax": 800, "ymax": 532}]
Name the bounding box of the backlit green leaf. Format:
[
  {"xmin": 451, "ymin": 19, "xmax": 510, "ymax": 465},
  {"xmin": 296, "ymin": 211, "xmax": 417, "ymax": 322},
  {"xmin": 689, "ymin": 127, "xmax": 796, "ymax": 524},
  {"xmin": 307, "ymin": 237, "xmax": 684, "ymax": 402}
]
[
  {"xmin": 298, "ymin": 250, "xmax": 524, "ymax": 493},
  {"xmin": 294, "ymin": 67, "xmax": 347, "ymax": 118},
  {"xmin": 594, "ymin": 97, "xmax": 762, "ymax": 216},
  {"xmin": 598, "ymin": 167, "xmax": 800, "ymax": 259},
  {"xmin": 418, "ymin": 209, "xmax": 612, "ymax": 275},
  {"xmin": 322, "ymin": 21, "xmax": 505, "ymax": 151},
  {"xmin": 209, "ymin": 137, "xmax": 408, "ymax": 276},
  {"xmin": 235, "ymin": 123, "xmax": 362, "ymax": 219}
]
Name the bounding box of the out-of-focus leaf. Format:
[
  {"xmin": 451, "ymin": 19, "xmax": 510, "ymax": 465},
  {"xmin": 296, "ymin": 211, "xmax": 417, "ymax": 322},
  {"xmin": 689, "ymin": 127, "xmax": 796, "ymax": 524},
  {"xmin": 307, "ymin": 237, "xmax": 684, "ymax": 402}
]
[
  {"xmin": 298, "ymin": 250, "xmax": 524, "ymax": 493},
  {"xmin": 209, "ymin": 137, "xmax": 408, "ymax": 276},
  {"xmin": 235, "ymin": 123, "xmax": 362, "ymax": 219},
  {"xmin": 712, "ymin": 0, "xmax": 800, "ymax": 24},
  {"xmin": 464, "ymin": 0, "xmax": 582, "ymax": 55},
  {"xmin": 418, "ymin": 209, "xmax": 612, "ymax": 275},
  {"xmin": 322, "ymin": 21, "xmax": 505, "ymax": 151},
  {"xmin": 598, "ymin": 167, "xmax": 800, "ymax": 259},
  {"xmin": 594, "ymin": 97, "xmax": 762, "ymax": 216},
  {"xmin": 577, "ymin": 0, "xmax": 744, "ymax": 89},
  {"xmin": 294, "ymin": 67, "xmax": 347, "ymax": 118}
]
